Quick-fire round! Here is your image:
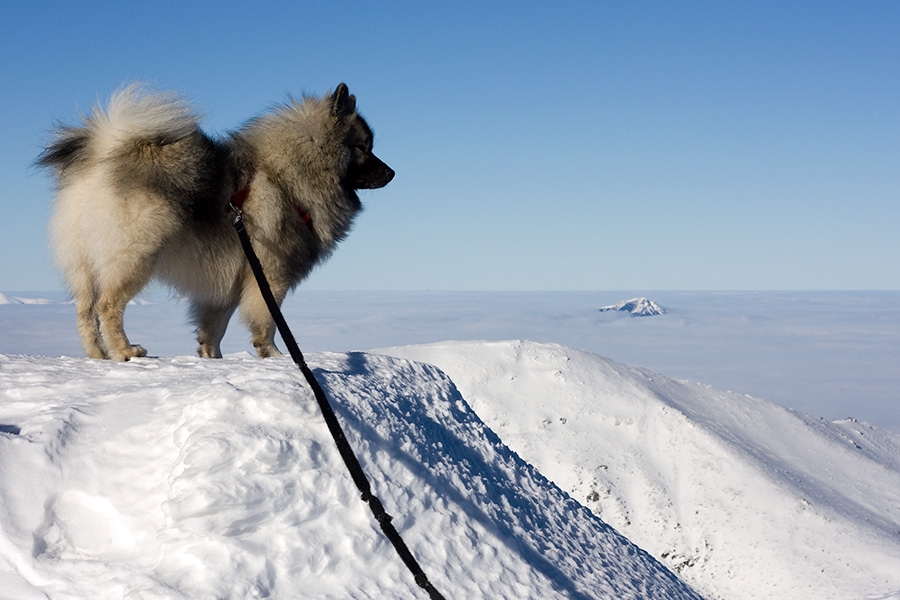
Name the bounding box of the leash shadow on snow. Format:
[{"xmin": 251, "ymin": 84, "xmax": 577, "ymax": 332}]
[{"xmin": 316, "ymin": 352, "xmax": 601, "ymax": 600}]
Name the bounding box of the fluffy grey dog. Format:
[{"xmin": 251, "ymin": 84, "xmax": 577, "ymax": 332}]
[{"xmin": 38, "ymin": 83, "xmax": 393, "ymax": 360}]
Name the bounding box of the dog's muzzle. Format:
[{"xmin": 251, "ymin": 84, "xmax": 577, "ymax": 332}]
[{"xmin": 350, "ymin": 154, "xmax": 395, "ymax": 189}]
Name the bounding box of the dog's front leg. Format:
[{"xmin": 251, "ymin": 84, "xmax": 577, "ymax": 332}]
[
  {"xmin": 239, "ymin": 279, "xmax": 285, "ymax": 358},
  {"xmin": 192, "ymin": 300, "xmax": 239, "ymax": 358}
]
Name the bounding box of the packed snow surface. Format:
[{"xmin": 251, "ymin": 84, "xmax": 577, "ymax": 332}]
[
  {"xmin": 0, "ymin": 352, "xmax": 702, "ymax": 600},
  {"xmin": 598, "ymin": 297, "xmax": 666, "ymax": 316},
  {"xmin": 380, "ymin": 341, "xmax": 900, "ymax": 600}
]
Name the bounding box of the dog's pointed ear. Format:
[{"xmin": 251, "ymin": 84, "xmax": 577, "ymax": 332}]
[{"xmin": 331, "ymin": 83, "xmax": 356, "ymax": 118}]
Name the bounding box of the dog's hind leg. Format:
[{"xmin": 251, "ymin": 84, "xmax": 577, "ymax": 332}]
[
  {"xmin": 192, "ymin": 301, "xmax": 238, "ymax": 358},
  {"xmin": 96, "ymin": 269, "xmax": 152, "ymax": 361},
  {"xmin": 76, "ymin": 294, "xmax": 107, "ymax": 359},
  {"xmin": 70, "ymin": 270, "xmax": 108, "ymax": 359},
  {"xmin": 97, "ymin": 291, "xmax": 148, "ymax": 361}
]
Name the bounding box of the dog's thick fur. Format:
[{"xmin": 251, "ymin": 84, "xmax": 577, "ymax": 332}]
[{"xmin": 38, "ymin": 83, "xmax": 393, "ymax": 360}]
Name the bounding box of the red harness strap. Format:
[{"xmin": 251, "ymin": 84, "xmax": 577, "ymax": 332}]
[
  {"xmin": 230, "ymin": 174, "xmax": 315, "ymax": 235},
  {"xmin": 230, "ymin": 177, "xmax": 253, "ymax": 209}
]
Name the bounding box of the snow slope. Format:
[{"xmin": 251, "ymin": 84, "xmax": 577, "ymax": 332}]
[
  {"xmin": 0, "ymin": 352, "xmax": 702, "ymax": 600},
  {"xmin": 378, "ymin": 341, "xmax": 900, "ymax": 600}
]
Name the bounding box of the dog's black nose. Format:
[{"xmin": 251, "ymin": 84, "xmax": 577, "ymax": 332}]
[{"xmin": 351, "ymin": 157, "xmax": 394, "ymax": 189}]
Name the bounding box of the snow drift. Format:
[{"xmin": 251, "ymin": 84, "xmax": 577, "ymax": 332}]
[
  {"xmin": 379, "ymin": 341, "xmax": 900, "ymax": 600},
  {"xmin": 0, "ymin": 351, "xmax": 701, "ymax": 599}
]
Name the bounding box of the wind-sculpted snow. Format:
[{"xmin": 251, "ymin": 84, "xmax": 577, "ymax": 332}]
[
  {"xmin": 379, "ymin": 341, "xmax": 900, "ymax": 600},
  {"xmin": 0, "ymin": 352, "xmax": 702, "ymax": 599}
]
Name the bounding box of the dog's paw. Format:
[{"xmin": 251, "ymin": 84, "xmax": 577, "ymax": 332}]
[
  {"xmin": 255, "ymin": 344, "xmax": 283, "ymax": 359},
  {"xmin": 108, "ymin": 345, "xmax": 147, "ymax": 362},
  {"xmin": 197, "ymin": 344, "xmax": 223, "ymax": 359},
  {"xmin": 123, "ymin": 345, "xmax": 147, "ymax": 361}
]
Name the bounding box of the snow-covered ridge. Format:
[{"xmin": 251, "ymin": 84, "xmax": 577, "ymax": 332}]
[
  {"xmin": 599, "ymin": 297, "xmax": 667, "ymax": 316},
  {"xmin": 0, "ymin": 351, "xmax": 701, "ymax": 600},
  {"xmin": 0, "ymin": 293, "xmax": 57, "ymax": 305},
  {"xmin": 379, "ymin": 340, "xmax": 900, "ymax": 600},
  {"xmin": 0, "ymin": 293, "xmax": 153, "ymax": 306}
]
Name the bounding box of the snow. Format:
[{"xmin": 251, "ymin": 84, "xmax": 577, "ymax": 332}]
[
  {"xmin": 598, "ymin": 297, "xmax": 667, "ymax": 316},
  {"xmin": 7, "ymin": 290, "xmax": 897, "ymax": 431},
  {"xmin": 0, "ymin": 352, "xmax": 701, "ymax": 599},
  {"xmin": 0, "ymin": 293, "xmax": 56, "ymax": 305},
  {"xmin": 1, "ymin": 291, "xmax": 899, "ymax": 599},
  {"xmin": 378, "ymin": 341, "xmax": 900, "ymax": 600}
]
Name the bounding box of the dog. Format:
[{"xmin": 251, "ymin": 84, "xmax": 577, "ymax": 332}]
[{"xmin": 38, "ymin": 83, "xmax": 393, "ymax": 360}]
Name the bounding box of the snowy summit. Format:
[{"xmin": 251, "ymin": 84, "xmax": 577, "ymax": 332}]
[
  {"xmin": 0, "ymin": 351, "xmax": 702, "ymax": 600},
  {"xmin": 598, "ymin": 297, "xmax": 667, "ymax": 317}
]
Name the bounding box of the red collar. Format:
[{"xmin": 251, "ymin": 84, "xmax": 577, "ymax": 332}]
[{"xmin": 230, "ymin": 174, "xmax": 314, "ymax": 234}]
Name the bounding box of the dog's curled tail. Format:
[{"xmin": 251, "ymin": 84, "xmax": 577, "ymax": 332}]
[{"xmin": 38, "ymin": 82, "xmax": 201, "ymax": 176}]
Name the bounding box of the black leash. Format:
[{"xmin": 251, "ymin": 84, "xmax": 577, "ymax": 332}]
[{"xmin": 231, "ymin": 206, "xmax": 446, "ymax": 600}]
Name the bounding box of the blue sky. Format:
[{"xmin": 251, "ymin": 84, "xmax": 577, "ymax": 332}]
[{"xmin": 2, "ymin": 1, "xmax": 898, "ymax": 291}]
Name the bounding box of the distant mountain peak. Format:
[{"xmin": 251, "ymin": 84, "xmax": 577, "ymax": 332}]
[{"xmin": 599, "ymin": 297, "xmax": 667, "ymax": 317}]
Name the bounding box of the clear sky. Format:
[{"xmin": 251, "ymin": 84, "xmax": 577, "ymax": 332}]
[{"xmin": 2, "ymin": 1, "xmax": 898, "ymax": 291}]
